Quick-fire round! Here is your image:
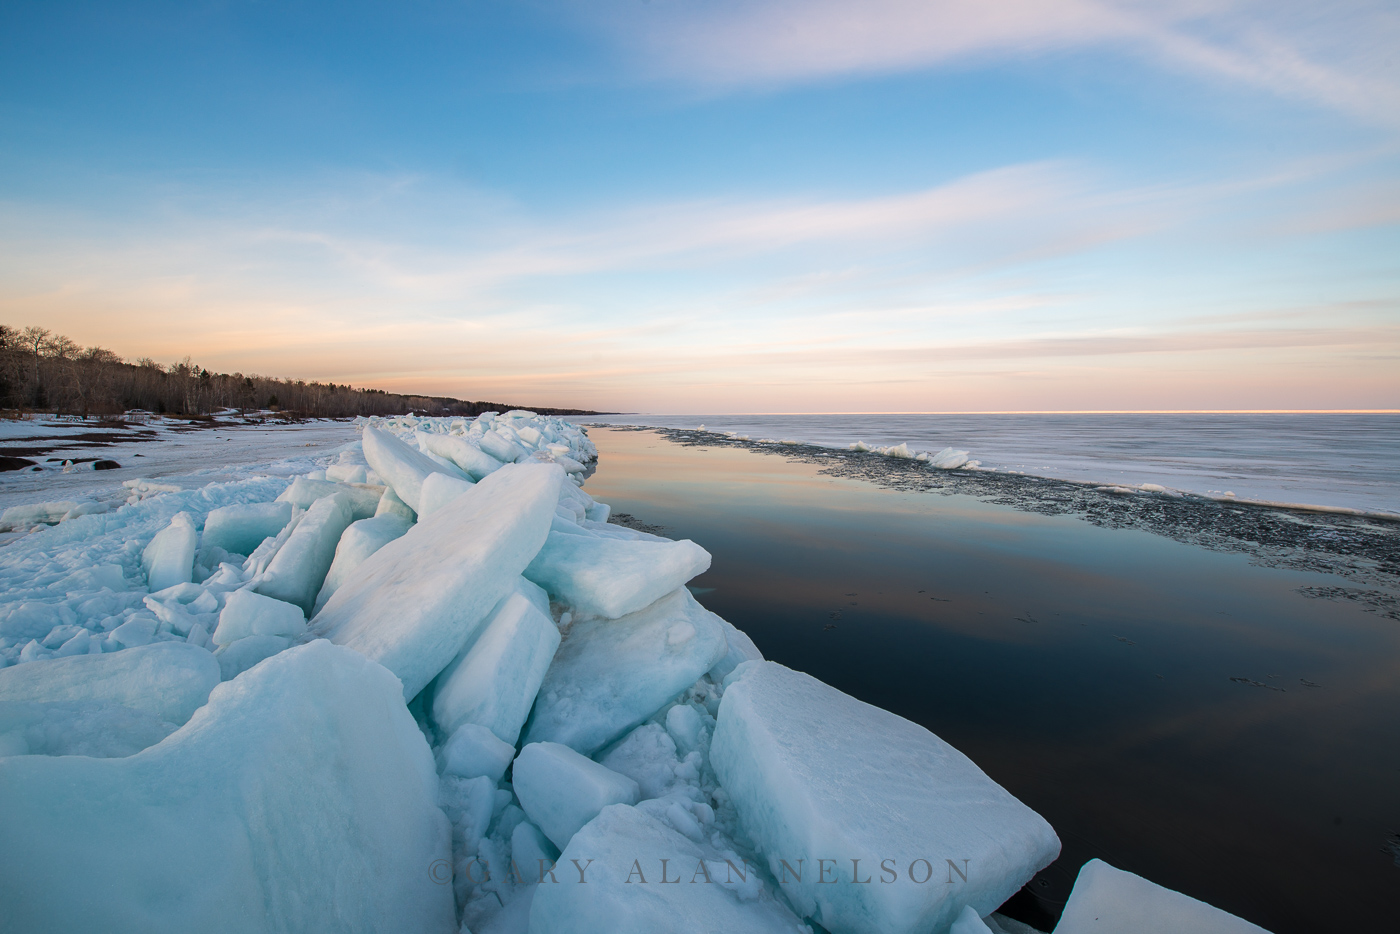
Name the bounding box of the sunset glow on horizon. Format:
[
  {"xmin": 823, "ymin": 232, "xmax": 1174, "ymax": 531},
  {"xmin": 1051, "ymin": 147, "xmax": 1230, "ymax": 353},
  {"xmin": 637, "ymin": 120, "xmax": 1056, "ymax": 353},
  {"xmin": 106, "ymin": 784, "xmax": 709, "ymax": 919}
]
[{"xmin": 2, "ymin": 1, "xmax": 1397, "ymax": 413}]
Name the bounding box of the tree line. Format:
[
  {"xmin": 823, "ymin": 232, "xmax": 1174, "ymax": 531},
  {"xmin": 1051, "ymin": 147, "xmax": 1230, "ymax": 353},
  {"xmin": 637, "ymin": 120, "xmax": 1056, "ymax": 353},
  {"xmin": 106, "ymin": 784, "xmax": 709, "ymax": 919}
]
[{"xmin": 0, "ymin": 325, "xmax": 599, "ymax": 419}]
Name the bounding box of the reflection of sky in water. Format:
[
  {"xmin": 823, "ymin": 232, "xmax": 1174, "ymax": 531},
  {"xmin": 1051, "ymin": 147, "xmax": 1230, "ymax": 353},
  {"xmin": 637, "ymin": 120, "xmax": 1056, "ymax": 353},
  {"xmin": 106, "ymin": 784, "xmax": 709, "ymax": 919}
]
[
  {"xmin": 584, "ymin": 429, "xmax": 1400, "ymax": 934},
  {"xmin": 588, "ymin": 413, "xmax": 1400, "ymax": 515}
]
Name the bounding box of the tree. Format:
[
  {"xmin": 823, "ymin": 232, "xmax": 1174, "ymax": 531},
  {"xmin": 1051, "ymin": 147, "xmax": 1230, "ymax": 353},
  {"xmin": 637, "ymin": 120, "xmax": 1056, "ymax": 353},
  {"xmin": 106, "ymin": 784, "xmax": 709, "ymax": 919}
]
[
  {"xmin": 67, "ymin": 347, "xmax": 124, "ymax": 418},
  {"xmin": 19, "ymin": 326, "xmax": 50, "ymax": 408}
]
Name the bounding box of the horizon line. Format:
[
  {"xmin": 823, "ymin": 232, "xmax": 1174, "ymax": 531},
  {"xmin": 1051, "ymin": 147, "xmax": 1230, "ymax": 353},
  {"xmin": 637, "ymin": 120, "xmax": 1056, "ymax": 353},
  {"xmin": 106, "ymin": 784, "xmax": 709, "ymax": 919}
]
[{"xmin": 600, "ymin": 409, "xmax": 1400, "ymax": 416}]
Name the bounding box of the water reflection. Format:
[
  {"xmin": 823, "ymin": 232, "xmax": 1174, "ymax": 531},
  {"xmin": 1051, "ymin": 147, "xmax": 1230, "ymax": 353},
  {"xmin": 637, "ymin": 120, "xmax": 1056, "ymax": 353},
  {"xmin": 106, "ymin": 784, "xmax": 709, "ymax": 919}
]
[{"xmin": 582, "ymin": 428, "xmax": 1400, "ymax": 934}]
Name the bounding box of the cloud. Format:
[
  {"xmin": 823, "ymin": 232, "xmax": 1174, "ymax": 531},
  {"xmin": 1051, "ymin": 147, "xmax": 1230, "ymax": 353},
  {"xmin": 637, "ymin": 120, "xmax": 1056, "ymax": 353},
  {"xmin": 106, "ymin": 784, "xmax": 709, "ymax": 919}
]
[
  {"xmin": 2, "ymin": 153, "xmax": 1395, "ymax": 411},
  {"xmin": 0, "ymin": 161, "xmax": 1092, "ymax": 303},
  {"xmin": 597, "ymin": 0, "xmax": 1400, "ymax": 126}
]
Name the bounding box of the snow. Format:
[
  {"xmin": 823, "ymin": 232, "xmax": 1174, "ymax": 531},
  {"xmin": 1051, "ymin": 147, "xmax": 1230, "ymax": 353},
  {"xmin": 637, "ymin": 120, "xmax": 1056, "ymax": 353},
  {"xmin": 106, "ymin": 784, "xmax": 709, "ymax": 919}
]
[
  {"xmin": 710, "ymin": 660, "xmax": 1061, "ymax": 934},
  {"xmin": 524, "ymin": 531, "xmax": 712, "ymax": 619},
  {"xmin": 512, "ymin": 741, "xmax": 641, "ymax": 850},
  {"xmin": 312, "ymin": 462, "xmax": 563, "ymax": 701},
  {"xmin": 254, "ymin": 492, "xmax": 355, "ymax": 614},
  {"xmin": 529, "ymin": 803, "xmax": 810, "ymax": 934},
  {"xmin": 142, "ymin": 511, "xmax": 199, "ymax": 591},
  {"xmin": 522, "ymin": 587, "xmax": 728, "ymax": 756},
  {"xmin": 430, "ymin": 583, "xmax": 561, "ymax": 745},
  {"xmin": 201, "ymin": 501, "xmax": 293, "ymax": 556},
  {"xmin": 0, "ymin": 640, "xmax": 456, "ymax": 934},
  {"xmin": 1054, "ymin": 859, "xmax": 1271, "ymax": 934},
  {"xmin": 212, "ymin": 589, "xmax": 306, "ymax": 646},
  {"xmin": 0, "ymin": 641, "xmax": 219, "ymax": 725}
]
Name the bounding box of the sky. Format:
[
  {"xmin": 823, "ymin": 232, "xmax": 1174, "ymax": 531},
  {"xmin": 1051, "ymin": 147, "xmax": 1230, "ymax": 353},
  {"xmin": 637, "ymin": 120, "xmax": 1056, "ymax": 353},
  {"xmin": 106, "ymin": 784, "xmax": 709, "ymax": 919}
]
[{"xmin": 1, "ymin": 0, "xmax": 1397, "ymax": 413}]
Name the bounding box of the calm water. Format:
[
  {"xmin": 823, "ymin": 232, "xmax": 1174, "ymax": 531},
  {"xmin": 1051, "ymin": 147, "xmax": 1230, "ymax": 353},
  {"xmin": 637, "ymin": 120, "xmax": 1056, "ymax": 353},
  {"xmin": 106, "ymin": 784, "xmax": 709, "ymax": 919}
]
[
  {"xmin": 588, "ymin": 414, "xmax": 1400, "ymax": 516},
  {"xmin": 582, "ymin": 427, "xmax": 1400, "ymax": 934}
]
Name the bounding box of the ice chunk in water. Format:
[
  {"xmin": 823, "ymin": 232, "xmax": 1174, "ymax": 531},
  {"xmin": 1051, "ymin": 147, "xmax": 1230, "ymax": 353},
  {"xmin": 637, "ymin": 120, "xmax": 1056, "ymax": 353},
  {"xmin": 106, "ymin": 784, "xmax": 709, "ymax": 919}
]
[
  {"xmin": 313, "ymin": 463, "xmax": 563, "ymax": 701},
  {"xmin": 711, "ymin": 661, "xmax": 1061, "ymax": 934},
  {"xmin": 929, "ymin": 447, "xmax": 973, "ymax": 470},
  {"xmin": 212, "ymin": 589, "xmax": 306, "ymax": 646},
  {"xmin": 0, "ymin": 642, "xmax": 219, "ymax": 725},
  {"xmin": 524, "ymin": 532, "xmax": 711, "ymax": 619},
  {"xmin": 431, "ymin": 586, "xmax": 560, "ymax": 745},
  {"xmin": 523, "ymin": 587, "xmax": 727, "ymax": 755},
  {"xmin": 362, "ymin": 423, "xmax": 465, "ymax": 514},
  {"xmin": 142, "ymin": 512, "xmax": 198, "ymax": 592},
  {"xmin": 440, "ymin": 722, "xmax": 516, "ymax": 783},
  {"xmin": 512, "ymin": 741, "xmax": 640, "ymax": 850},
  {"xmin": 1055, "ymin": 859, "xmax": 1271, "ymax": 934},
  {"xmin": 312, "ymin": 514, "xmax": 412, "ymax": 614},
  {"xmin": 201, "ymin": 501, "xmax": 293, "ymax": 556},
  {"xmin": 0, "ymin": 642, "xmax": 455, "ymax": 934},
  {"xmin": 529, "ymin": 804, "xmax": 809, "ymax": 934},
  {"xmin": 255, "ymin": 492, "xmax": 356, "ymax": 614}
]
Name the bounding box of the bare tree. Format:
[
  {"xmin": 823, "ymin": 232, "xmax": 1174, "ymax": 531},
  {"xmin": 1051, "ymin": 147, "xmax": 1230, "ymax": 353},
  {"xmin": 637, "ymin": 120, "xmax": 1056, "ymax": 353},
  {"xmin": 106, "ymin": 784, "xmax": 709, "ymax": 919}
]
[
  {"xmin": 18, "ymin": 326, "xmax": 50, "ymax": 408},
  {"xmin": 0, "ymin": 322, "xmax": 599, "ymax": 419}
]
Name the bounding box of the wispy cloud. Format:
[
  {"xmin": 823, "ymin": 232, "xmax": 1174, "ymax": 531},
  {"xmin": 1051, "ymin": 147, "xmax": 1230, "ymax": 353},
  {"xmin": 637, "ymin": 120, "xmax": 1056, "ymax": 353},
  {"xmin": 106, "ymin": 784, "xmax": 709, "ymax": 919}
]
[
  {"xmin": 2, "ymin": 151, "xmax": 1395, "ymax": 410},
  {"xmin": 596, "ymin": 0, "xmax": 1400, "ymax": 126}
]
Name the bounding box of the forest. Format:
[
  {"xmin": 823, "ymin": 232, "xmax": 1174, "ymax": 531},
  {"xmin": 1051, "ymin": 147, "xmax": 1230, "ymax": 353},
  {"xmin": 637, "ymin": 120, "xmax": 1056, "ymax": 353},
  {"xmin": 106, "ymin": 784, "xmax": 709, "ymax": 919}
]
[{"xmin": 0, "ymin": 325, "xmax": 599, "ymax": 419}]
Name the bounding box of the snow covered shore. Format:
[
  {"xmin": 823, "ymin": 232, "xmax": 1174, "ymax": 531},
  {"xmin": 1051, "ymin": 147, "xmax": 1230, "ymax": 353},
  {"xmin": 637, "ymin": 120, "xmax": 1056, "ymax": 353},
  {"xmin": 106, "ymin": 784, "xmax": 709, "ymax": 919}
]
[{"xmin": 0, "ymin": 412, "xmax": 1271, "ymax": 933}]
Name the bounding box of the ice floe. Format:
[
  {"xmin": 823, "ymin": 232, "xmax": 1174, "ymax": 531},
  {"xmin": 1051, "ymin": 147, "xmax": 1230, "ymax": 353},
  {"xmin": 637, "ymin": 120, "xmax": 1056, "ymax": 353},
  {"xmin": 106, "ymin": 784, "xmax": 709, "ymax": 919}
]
[{"xmin": 1054, "ymin": 859, "xmax": 1270, "ymax": 934}]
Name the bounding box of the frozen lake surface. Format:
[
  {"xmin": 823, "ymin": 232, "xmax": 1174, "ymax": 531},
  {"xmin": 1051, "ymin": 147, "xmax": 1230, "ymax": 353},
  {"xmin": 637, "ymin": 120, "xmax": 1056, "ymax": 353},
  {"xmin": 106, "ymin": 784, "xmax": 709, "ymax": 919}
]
[
  {"xmin": 588, "ymin": 414, "xmax": 1400, "ymax": 516},
  {"xmin": 583, "ymin": 426, "xmax": 1400, "ymax": 934},
  {"xmin": 0, "ymin": 416, "xmax": 359, "ymax": 538}
]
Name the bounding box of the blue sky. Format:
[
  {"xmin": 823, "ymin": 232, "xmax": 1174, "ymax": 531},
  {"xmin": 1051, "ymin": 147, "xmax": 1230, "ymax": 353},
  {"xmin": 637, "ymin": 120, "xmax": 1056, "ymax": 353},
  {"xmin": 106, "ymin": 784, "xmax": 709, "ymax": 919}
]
[{"xmin": 2, "ymin": 0, "xmax": 1397, "ymax": 411}]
